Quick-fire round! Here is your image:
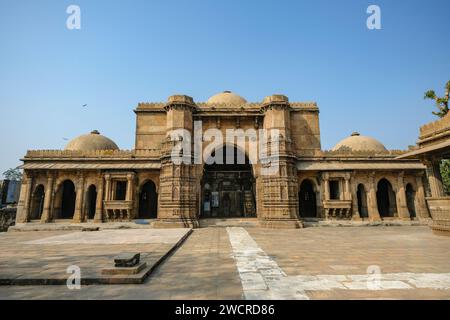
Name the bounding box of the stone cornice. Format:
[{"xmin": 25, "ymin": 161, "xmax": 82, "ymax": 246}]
[
  {"xmin": 135, "ymin": 101, "xmax": 319, "ymax": 113},
  {"xmin": 23, "ymin": 149, "xmax": 161, "ymax": 160},
  {"xmin": 320, "ymin": 149, "xmax": 407, "ymax": 157}
]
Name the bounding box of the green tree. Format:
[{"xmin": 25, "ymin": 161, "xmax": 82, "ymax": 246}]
[
  {"xmin": 2, "ymin": 168, "xmax": 22, "ymax": 181},
  {"xmin": 440, "ymin": 160, "xmax": 450, "ymax": 195},
  {"xmin": 424, "ymin": 80, "xmax": 450, "ymax": 118}
]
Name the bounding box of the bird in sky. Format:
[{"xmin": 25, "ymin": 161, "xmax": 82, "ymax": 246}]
[{"xmin": 82, "ymin": 104, "xmax": 88, "ymax": 107}]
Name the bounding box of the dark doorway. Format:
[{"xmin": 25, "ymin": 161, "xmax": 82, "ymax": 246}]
[
  {"xmin": 86, "ymin": 185, "xmax": 97, "ymax": 220},
  {"xmin": 201, "ymin": 145, "xmax": 256, "ymax": 218},
  {"xmin": 138, "ymin": 180, "xmax": 158, "ymax": 219},
  {"xmin": 60, "ymin": 180, "xmax": 76, "ymax": 219},
  {"xmin": 377, "ymin": 179, "xmax": 396, "ymax": 218},
  {"xmin": 30, "ymin": 185, "xmax": 45, "ymax": 220},
  {"xmin": 357, "ymin": 184, "xmax": 369, "ymax": 218},
  {"xmin": 298, "ymin": 179, "xmax": 317, "ymax": 218},
  {"xmin": 406, "ymin": 183, "xmax": 416, "ymax": 219}
]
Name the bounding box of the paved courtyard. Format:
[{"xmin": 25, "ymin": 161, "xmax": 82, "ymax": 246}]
[{"xmin": 0, "ymin": 226, "xmax": 449, "ymax": 299}]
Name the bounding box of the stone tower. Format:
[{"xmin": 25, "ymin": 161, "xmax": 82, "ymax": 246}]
[
  {"xmin": 153, "ymin": 95, "xmax": 200, "ymax": 228},
  {"xmin": 258, "ymin": 95, "xmax": 302, "ymax": 228}
]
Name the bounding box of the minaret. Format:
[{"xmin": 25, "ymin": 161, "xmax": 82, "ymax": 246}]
[
  {"xmin": 153, "ymin": 95, "xmax": 200, "ymax": 228},
  {"xmin": 258, "ymin": 94, "xmax": 302, "ymax": 228}
]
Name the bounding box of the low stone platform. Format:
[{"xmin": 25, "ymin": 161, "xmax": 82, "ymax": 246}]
[
  {"xmin": 8, "ymin": 221, "xmax": 155, "ymax": 232},
  {"xmin": 199, "ymin": 218, "xmax": 260, "ymax": 228},
  {"xmin": 302, "ymin": 218, "xmax": 431, "ymax": 228},
  {"xmin": 0, "ymin": 228, "xmax": 192, "ymax": 285}
]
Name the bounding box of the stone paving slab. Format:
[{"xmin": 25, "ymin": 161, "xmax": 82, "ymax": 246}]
[
  {"xmin": 0, "ymin": 228, "xmax": 192, "ymax": 285},
  {"xmin": 246, "ymin": 226, "xmax": 450, "ymax": 276}
]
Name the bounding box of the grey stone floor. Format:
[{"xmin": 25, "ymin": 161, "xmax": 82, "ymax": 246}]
[{"xmin": 0, "ymin": 226, "xmax": 449, "ymax": 299}]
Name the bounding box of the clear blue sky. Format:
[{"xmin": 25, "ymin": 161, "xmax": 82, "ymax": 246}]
[{"xmin": 1, "ymin": 0, "xmax": 449, "ymax": 175}]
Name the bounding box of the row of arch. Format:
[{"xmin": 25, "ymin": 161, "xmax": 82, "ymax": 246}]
[
  {"xmin": 298, "ymin": 178, "xmax": 417, "ymax": 219},
  {"xmin": 29, "ymin": 175, "xmax": 418, "ymax": 221},
  {"xmin": 29, "ymin": 179, "xmax": 159, "ymax": 221}
]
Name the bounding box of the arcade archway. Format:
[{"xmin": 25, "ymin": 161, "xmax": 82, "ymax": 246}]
[
  {"xmin": 59, "ymin": 180, "xmax": 76, "ymax": 219},
  {"xmin": 377, "ymin": 178, "xmax": 397, "ymax": 218},
  {"xmin": 85, "ymin": 185, "xmax": 97, "ymax": 220},
  {"xmin": 201, "ymin": 145, "xmax": 256, "ymax": 218},
  {"xmin": 406, "ymin": 183, "xmax": 416, "ymax": 219},
  {"xmin": 138, "ymin": 180, "xmax": 158, "ymax": 219},
  {"xmin": 30, "ymin": 185, "xmax": 45, "ymax": 220},
  {"xmin": 357, "ymin": 184, "xmax": 369, "ymax": 218},
  {"xmin": 298, "ymin": 179, "xmax": 317, "ymax": 218}
]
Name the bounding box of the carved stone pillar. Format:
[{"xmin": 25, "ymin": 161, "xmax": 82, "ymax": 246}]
[
  {"xmin": 126, "ymin": 173, "xmax": 135, "ymax": 220},
  {"xmin": 344, "ymin": 173, "xmax": 351, "ymax": 200},
  {"xmin": 73, "ymin": 173, "xmax": 85, "ymax": 223},
  {"xmin": 415, "ymin": 173, "xmax": 430, "ymax": 219},
  {"xmin": 367, "ymin": 173, "xmax": 381, "ymax": 222},
  {"xmin": 133, "ymin": 178, "xmax": 140, "ymax": 220},
  {"xmin": 396, "ymin": 172, "xmax": 410, "ymax": 220},
  {"xmin": 126, "ymin": 173, "xmax": 134, "ymax": 201},
  {"xmin": 40, "ymin": 174, "xmax": 54, "ymax": 223},
  {"xmin": 425, "ymin": 157, "xmax": 444, "ymax": 198},
  {"xmin": 16, "ymin": 172, "xmax": 33, "ymax": 223},
  {"xmin": 94, "ymin": 174, "xmax": 104, "ymax": 222},
  {"xmin": 351, "ymin": 184, "xmax": 361, "ymax": 220},
  {"xmin": 104, "ymin": 174, "xmax": 111, "ymax": 201},
  {"xmin": 323, "ymin": 174, "xmax": 330, "ymax": 201}
]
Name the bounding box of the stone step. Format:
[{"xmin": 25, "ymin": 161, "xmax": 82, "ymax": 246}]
[{"xmin": 199, "ymin": 218, "xmax": 259, "ymax": 228}]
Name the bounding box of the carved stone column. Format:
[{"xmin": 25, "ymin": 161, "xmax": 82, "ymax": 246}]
[
  {"xmin": 424, "ymin": 157, "xmax": 444, "ymax": 198},
  {"xmin": 73, "ymin": 173, "xmax": 85, "ymax": 223},
  {"xmin": 94, "ymin": 173, "xmax": 104, "ymax": 222},
  {"xmin": 104, "ymin": 174, "xmax": 111, "ymax": 201},
  {"xmin": 396, "ymin": 172, "xmax": 410, "ymax": 220},
  {"xmin": 323, "ymin": 173, "xmax": 330, "ymax": 201},
  {"xmin": 367, "ymin": 172, "xmax": 381, "ymax": 222},
  {"xmin": 351, "ymin": 183, "xmax": 361, "ymax": 221},
  {"xmin": 415, "ymin": 173, "xmax": 430, "ymax": 219},
  {"xmin": 344, "ymin": 173, "xmax": 351, "ymax": 200},
  {"xmin": 126, "ymin": 173, "xmax": 134, "ymax": 201},
  {"xmin": 40, "ymin": 173, "xmax": 54, "ymax": 223},
  {"xmin": 125, "ymin": 173, "xmax": 135, "ymax": 220},
  {"xmin": 322, "ymin": 173, "xmax": 330, "ymax": 219},
  {"xmin": 16, "ymin": 172, "xmax": 33, "ymax": 223}
]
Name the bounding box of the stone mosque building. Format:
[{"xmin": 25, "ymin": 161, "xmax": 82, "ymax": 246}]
[{"xmin": 15, "ymin": 91, "xmax": 431, "ymax": 228}]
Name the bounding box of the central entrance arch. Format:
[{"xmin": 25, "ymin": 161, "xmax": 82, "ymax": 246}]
[{"xmin": 201, "ymin": 145, "xmax": 256, "ymax": 218}]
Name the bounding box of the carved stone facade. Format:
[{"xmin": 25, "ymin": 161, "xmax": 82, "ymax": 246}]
[
  {"xmin": 398, "ymin": 112, "xmax": 450, "ymax": 235},
  {"xmin": 16, "ymin": 91, "xmax": 430, "ymax": 228}
]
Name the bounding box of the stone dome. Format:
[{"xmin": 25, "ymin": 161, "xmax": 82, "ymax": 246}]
[
  {"xmin": 206, "ymin": 91, "xmax": 247, "ymax": 105},
  {"xmin": 332, "ymin": 132, "xmax": 387, "ymax": 152},
  {"xmin": 64, "ymin": 130, "xmax": 119, "ymax": 151}
]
